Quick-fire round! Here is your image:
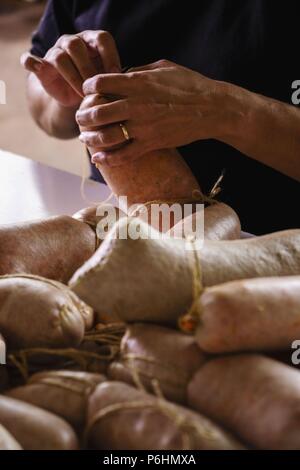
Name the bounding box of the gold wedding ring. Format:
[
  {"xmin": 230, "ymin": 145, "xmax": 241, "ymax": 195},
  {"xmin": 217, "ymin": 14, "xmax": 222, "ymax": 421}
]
[{"xmin": 120, "ymin": 123, "xmax": 131, "ymax": 142}]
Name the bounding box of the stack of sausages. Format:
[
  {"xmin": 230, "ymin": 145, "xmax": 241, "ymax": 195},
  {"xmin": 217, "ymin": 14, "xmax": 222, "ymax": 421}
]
[{"xmin": 0, "ymin": 207, "xmax": 300, "ymax": 450}]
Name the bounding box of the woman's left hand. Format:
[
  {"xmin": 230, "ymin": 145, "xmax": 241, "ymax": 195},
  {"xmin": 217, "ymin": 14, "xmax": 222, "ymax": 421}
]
[{"xmin": 76, "ymin": 60, "xmax": 234, "ymax": 166}]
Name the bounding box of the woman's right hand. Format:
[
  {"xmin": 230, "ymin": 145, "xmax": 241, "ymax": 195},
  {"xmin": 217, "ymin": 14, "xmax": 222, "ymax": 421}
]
[{"xmin": 21, "ymin": 30, "xmax": 121, "ymax": 107}]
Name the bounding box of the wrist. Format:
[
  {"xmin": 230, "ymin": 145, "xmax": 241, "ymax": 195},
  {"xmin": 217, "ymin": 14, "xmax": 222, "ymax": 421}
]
[
  {"xmin": 213, "ymin": 80, "xmax": 253, "ymax": 145},
  {"xmin": 45, "ymin": 99, "xmax": 80, "ymax": 139}
]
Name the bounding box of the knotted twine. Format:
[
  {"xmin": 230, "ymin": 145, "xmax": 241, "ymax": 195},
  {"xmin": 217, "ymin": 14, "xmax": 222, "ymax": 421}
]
[
  {"xmin": 8, "ymin": 323, "xmax": 126, "ymax": 383},
  {"xmin": 84, "ymin": 396, "xmax": 219, "ymax": 450}
]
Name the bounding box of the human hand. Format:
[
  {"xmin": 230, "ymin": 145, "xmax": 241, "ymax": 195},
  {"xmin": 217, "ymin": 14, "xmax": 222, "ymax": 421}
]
[
  {"xmin": 77, "ymin": 60, "xmax": 231, "ymax": 166},
  {"xmin": 21, "ymin": 30, "xmax": 121, "ymax": 107}
]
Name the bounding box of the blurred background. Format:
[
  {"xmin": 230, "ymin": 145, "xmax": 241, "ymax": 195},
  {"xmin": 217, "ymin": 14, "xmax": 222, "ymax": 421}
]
[{"xmin": 0, "ymin": 0, "xmax": 83, "ymax": 175}]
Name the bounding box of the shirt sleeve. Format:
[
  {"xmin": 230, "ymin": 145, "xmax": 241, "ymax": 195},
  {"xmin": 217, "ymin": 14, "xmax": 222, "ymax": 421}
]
[{"xmin": 30, "ymin": 0, "xmax": 76, "ymax": 57}]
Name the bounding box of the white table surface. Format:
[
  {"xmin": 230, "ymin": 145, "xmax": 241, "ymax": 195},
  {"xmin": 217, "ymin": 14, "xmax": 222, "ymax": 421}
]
[
  {"xmin": 0, "ymin": 150, "xmax": 111, "ymax": 225},
  {"xmin": 0, "ymin": 149, "xmax": 253, "ymax": 238}
]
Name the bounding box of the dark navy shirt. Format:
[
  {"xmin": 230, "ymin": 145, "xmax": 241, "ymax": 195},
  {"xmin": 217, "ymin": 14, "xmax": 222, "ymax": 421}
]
[{"xmin": 31, "ymin": 0, "xmax": 300, "ymax": 234}]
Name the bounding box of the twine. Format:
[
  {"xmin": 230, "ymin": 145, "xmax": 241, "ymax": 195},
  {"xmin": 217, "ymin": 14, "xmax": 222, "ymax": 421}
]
[
  {"xmin": 0, "ymin": 273, "xmax": 92, "ymax": 320},
  {"xmin": 178, "ymin": 237, "xmax": 203, "ymax": 335},
  {"xmin": 28, "ymin": 374, "xmax": 99, "ymax": 397},
  {"xmin": 128, "ymin": 172, "xmax": 224, "ymax": 218},
  {"xmin": 119, "ymin": 353, "xmax": 190, "ymax": 387},
  {"xmin": 8, "ymin": 323, "xmax": 125, "ymax": 382},
  {"xmin": 8, "ymin": 348, "xmax": 112, "ymax": 383},
  {"xmin": 85, "ymin": 397, "xmax": 218, "ymax": 449},
  {"xmin": 150, "ymin": 378, "xmax": 165, "ymax": 400}
]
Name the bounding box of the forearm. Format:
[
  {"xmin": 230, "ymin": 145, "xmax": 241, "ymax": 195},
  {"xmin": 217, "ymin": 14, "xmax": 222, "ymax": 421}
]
[
  {"xmin": 27, "ymin": 73, "xmax": 79, "ymax": 139},
  {"xmin": 220, "ymin": 82, "xmax": 300, "ymax": 181}
]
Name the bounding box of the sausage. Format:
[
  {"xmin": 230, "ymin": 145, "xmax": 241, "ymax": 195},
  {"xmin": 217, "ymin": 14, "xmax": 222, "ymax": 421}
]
[
  {"xmin": 0, "ymin": 215, "xmax": 96, "ymax": 283},
  {"xmin": 0, "ymin": 275, "xmax": 93, "ymax": 349},
  {"xmin": 0, "ymin": 395, "xmax": 79, "ymax": 450},
  {"xmin": 0, "ymin": 424, "xmax": 22, "ymax": 450},
  {"xmin": 196, "ymin": 276, "xmax": 300, "ymax": 353},
  {"xmin": 73, "ymin": 205, "xmax": 125, "ymax": 229},
  {"xmin": 168, "ymin": 202, "xmax": 241, "ymax": 241},
  {"xmin": 73, "ymin": 205, "xmax": 126, "ymax": 246},
  {"xmin": 79, "ymin": 95, "xmax": 201, "ymax": 213},
  {"xmin": 108, "ymin": 324, "xmax": 205, "ymax": 404},
  {"xmin": 188, "ymin": 354, "xmax": 300, "ymax": 449},
  {"xmin": 70, "ymin": 217, "xmax": 300, "ymax": 325},
  {"xmin": 70, "ymin": 217, "xmax": 194, "ymax": 324},
  {"xmin": 86, "ymin": 381, "xmax": 244, "ymax": 450},
  {"xmin": 200, "ymin": 229, "xmax": 300, "ymax": 287},
  {"xmin": 6, "ymin": 370, "xmax": 106, "ymax": 430}
]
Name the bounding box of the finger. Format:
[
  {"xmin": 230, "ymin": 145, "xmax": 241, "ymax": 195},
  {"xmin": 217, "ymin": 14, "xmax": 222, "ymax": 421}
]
[
  {"xmin": 79, "ymin": 123, "xmax": 133, "ymax": 149},
  {"xmin": 21, "ymin": 52, "xmax": 61, "ymax": 86},
  {"xmin": 79, "ymin": 30, "xmax": 121, "ymax": 73},
  {"xmin": 80, "ymin": 93, "xmax": 110, "ymax": 110},
  {"xmin": 76, "ymin": 99, "xmax": 130, "ymax": 127},
  {"xmin": 57, "ymin": 35, "xmax": 98, "ymax": 80},
  {"xmin": 126, "ymin": 59, "xmax": 172, "ymax": 73},
  {"xmin": 20, "ymin": 52, "xmax": 46, "ymax": 74},
  {"xmin": 45, "ymin": 47, "xmax": 84, "ymax": 97},
  {"xmin": 91, "ymin": 141, "xmax": 143, "ymax": 167},
  {"xmin": 83, "ymin": 71, "xmax": 149, "ymax": 96}
]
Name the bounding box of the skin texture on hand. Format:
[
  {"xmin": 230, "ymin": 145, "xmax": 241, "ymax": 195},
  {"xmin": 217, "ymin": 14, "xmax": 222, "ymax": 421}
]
[
  {"xmin": 22, "ymin": 30, "xmax": 121, "ymax": 138},
  {"xmin": 22, "ymin": 31, "xmax": 121, "ymax": 107},
  {"xmin": 78, "ymin": 58, "xmax": 300, "ymax": 181},
  {"xmin": 77, "ymin": 94, "xmax": 201, "ymax": 213},
  {"xmin": 77, "ymin": 60, "xmax": 231, "ymax": 166},
  {"xmin": 0, "ymin": 216, "xmax": 96, "ymax": 284}
]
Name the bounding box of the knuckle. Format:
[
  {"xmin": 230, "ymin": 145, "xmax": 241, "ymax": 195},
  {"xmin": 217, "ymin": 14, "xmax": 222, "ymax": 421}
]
[
  {"xmin": 56, "ymin": 34, "xmax": 70, "ymax": 45},
  {"xmin": 97, "ymin": 30, "xmax": 113, "ymax": 45},
  {"xmin": 66, "ymin": 36, "xmax": 82, "ymax": 53},
  {"xmin": 101, "ymin": 131, "xmax": 111, "ymax": 145},
  {"xmin": 157, "ymin": 59, "xmax": 171, "ymax": 67},
  {"xmin": 91, "ymin": 107, "xmax": 102, "ymax": 122},
  {"xmin": 97, "ymin": 131, "xmax": 106, "ymax": 146},
  {"xmin": 127, "ymin": 72, "xmax": 141, "ymax": 82},
  {"xmin": 81, "ymin": 94, "xmax": 97, "ymax": 109},
  {"xmin": 54, "ymin": 50, "xmax": 67, "ymax": 66},
  {"xmin": 93, "ymin": 76, "xmax": 103, "ymax": 91}
]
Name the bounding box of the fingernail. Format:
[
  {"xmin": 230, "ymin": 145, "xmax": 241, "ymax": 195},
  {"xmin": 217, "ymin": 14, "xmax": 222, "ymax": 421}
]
[
  {"xmin": 92, "ymin": 154, "xmax": 105, "ymax": 164},
  {"xmin": 79, "ymin": 134, "xmax": 86, "ymax": 143}
]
